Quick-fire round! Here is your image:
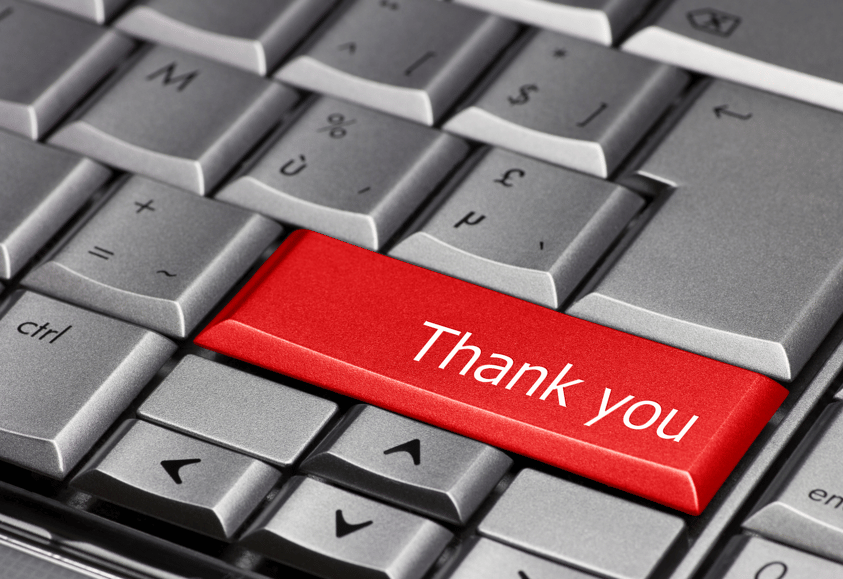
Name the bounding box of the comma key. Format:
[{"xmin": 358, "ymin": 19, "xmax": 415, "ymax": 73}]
[{"xmin": 194, "ymin": 230, "xmax": 788, "ymax": 515}]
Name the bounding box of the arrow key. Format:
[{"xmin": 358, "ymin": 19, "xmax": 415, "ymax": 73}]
[
  {"xmin": 71, "ymin": 419, "xmax": 280, "ymax": 540},
  {"xmin": 242, "ymin": 476, "xmax": 452, "ymax": 579}
]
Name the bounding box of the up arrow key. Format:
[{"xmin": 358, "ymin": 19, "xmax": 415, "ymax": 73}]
[{"xmin": 161, "ymin": 458, "xmax": 201, "ymax": 484}]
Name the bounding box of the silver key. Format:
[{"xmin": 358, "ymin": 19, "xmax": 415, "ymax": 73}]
[
  {"xmin": 23, "ymin": 176, "xmax": 281, "ymax": 338},
  {"xmin": 567, "ymin": 80, "xmax": 843, "ymax": 381},
  {"xmin": 72, "ymin": 419, "xmax": 280, "ymax": 540},
  {"xmin": 446, "ymin": 538, "xmax": 596, "ymax": 579},
  {"xmin": 218, "ymin": 96, "xmax": 469, "ymax": 250},
  {"xmin": 0, "ymin": 0, "xmax": 134, "ymax": 139},
  {"xmin": 49, "ymin": 45, "xmax": 298, "ymax": 195},
  {"xmin": 705, "ymin": 536, "xmax": 843, "ymax": 579},
  {"xmin": 742, "ymin": 402, "xmax": 843, "ymax": 563},
  {"xmin": 453, "ymin": 0, "xmax": 649, "ymax": 45},
  {"xmin": 624, "ymin": 0, "xmax": 843, "ymax": 114},
  {"xmin": 0, "ymin": 291, "xmax": 174, "ymax": 478},
  {"xmin": 242, "ymin": 476, "xmax": 452, "ymax": 579},
  {"xmin": 275, "ymin": 0, "xmax": 518, "ymax": 125},
  {"xmin": 390, "ymin": 148, "xmax": 643, "ymax": 308},
  {"xmin": 301, "ymin": 405, "xmax": 511, "ymax": 524},
  {"xmin": 24, "ymin": 0, "xmax": 131, "ymax": 23},
  {"xmin": 478, "ymin": 469, "xmax": 685, "ymax": 579},
  {"xmin": 139, "ymin": 355, "xmax": 338, "ymax": 468},
  {"xmin": 444, "ymin": 30, "xmax": 688, "ymax": 178},
  {"xmin": 0, "ymin": 131, "xmax": 110, "ymax": 280},
  {"xmin": 114, "ymin": 0, "xmax": 335, "ymax": 75}
]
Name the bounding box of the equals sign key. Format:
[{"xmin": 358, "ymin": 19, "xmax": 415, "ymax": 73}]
[{"xmin": 88, "ymin": 246, "xmax": 114, "ymax": 260}]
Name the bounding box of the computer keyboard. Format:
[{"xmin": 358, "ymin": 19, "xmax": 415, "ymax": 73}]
[{"xmin": 1, "ymin": 1, "xmax": 843, "ymax": 579}]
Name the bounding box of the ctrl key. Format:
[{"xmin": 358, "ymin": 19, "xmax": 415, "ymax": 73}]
[{"xmin": 0, "ymin": 291, "xmax": 175, "ymax": 478}]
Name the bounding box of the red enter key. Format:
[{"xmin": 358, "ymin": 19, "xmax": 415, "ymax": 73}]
[{"xmin": 196, "ymin": 230, "xmax": 787, "ymax": 515}]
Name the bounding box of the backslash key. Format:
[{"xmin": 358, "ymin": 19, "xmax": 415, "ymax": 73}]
[{"xmin": 195, "ymin": 230, "xmax": 788, "ymax": 515}]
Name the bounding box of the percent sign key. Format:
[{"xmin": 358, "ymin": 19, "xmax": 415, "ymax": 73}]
[{"xmin": 317, "ymin": 113, "xmax": 356, "ymax": 138}]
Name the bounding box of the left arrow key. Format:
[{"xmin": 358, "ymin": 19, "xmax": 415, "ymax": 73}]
[{"xmin": 72, "ymin": 420, "xmax": 280, "ymax": 539}]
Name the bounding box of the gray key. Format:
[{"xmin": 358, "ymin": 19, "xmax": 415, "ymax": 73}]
[
  {"xmin": 301, "ymin": 405, "xmax": 511, "ymax": 525},
  {"xmin": 218, "ymin": 97, "xmax": 469, "ymax": 250},
  {"xmin": 454, "ymin": 0, "xmax": 649, "ymax": 45},
  {"xmin": 0, "ymin": 291, "xmax": 174, "ymax": 478},
  {"xmin": 390, "ymin": 148, "xmax": 643, "ymax": 308},
  {"xmin": 275, "ymin": 0, "xmax": 518, "ymax": 125},
  {"xmin": 114, "ymin": 0, "xmax": 335, "ymax": 75},
  {"xmin": 24, "ymin": 0, "xmax": 131, "ymax": 23},
  {"xmin": 479, "ymin": 469, "xmax": 685, "ymax": 579},
  {"xmin": 624, "ymin": 0, "xmax": 843, "ymax": 114},
  {"xmin": 704, "ymin": 536, "xmax": 843, "ymax": 579},
  {"xmin": 446, "ymin": 538, "xmax": 596, "ymax": 579},
  {"xmin": 139, "ymin": 355, "xmax": 338, "ymax": 468},
  {"xmin": 23, "ymin": 176, "xmax": 281, "ymax": 338},
  {"xmin": 0, "ymin": 0, "xmax": 134, "ymax": 139},
  {"xmin": 742, "ymin": 402, "xmax": 843, "ymax": 563},
  {"xmin": 72, "ymin": 419, "xmax": 280, "ymax": 540},
  {"xmin": 567, "ymin": 80, "xmax": 843, "ymax": 381},
  {"xmin": 0, "ymin": 131, "xmax": 110, "ymax": 280},
  {"xmin": 49, "ymin": 45, "xmax": 298, "ymax": 195},
  {"xmin": 242, "ymin": 476, "xmax": 452, "ymax": 579},
  {"xmin": 444, "ymin": 30, "xmax": 688, "ymax": 178}
]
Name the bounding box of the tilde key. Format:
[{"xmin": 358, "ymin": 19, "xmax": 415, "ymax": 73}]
[{"xmin": 195, "ymin": 230, "xmax": 787, "ymax": 515}]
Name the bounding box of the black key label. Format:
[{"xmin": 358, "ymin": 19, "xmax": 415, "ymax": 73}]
[
  {"xmin": 686, "ymin": 8, "xmax": 741, "ymax": 37},
  {"xmin": 335, "ymin": 509, "xmax": 373, "ymax": 537},
  {"xmin": 383, "ymin": 439, "xmax": 421, "ymax": 465},
  {"xmin": 146, "ymin": 62, "xmax": 199, "ymax": 92},
  {"xmin": 161, "ymin": 458, "xmax": 202, "ymax": 484},
  {"xmin": 17, "ymin": 321, "xmax": 71, "ymax": 344}
]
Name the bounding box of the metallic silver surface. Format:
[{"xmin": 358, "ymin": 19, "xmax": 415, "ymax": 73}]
[
  {"xmin": 218, "ymin": 96, "xmax": 469, "ymax": 250},
  {"xmin": 743, "ymin": 402, "xmax": 843, "ymax": 562},
  {"xmin": 0, "ymin": 536, "xmax": 114, "ymax": 579},
  {"xmin": 444, "ymin": 30, "xmax": 688, "ymax": 177},
  {"xmin": 0, "ymin": 132, "xmax": 110, "ymax": 280},
  {"xmin": 139, "ymin": 355, "xmax": 338, "ymax": 468},
  {"xmin": 478, "ymin": 469, "xmax": 685, "ymax": 579},
  {"xmin": 301, "ymin": 405, "xmax": 511, "ymax": 524},
  {"xmin": 390, "ymin": 148, "xmax": 643, "ymax": 308},
  {"xmin": 568, "ymin": 80, "xmax": 843, "ymax": 381},
  {"xmin": 72, "ymin": 419, "xmax": 280, "ymax": 540},
  {"xmin": 446, "ymin": 538, "xmax": 596, "ymax": 579},
  {"xmin": 705, "ymin": 536, "xmax": 843, "ymax": 579},
  {"xmin": 276, "ymin": 0, "xmax": 518, "ymax": 125},
  {"xmin": 23, "ymin": 0, "xmax": 130, "ymax": 23},
  {"xmin": 0, "ymin": 0, "xmax": 134, "ymax": 139},
  {"xmin": 114, "ymin": 0, "xmax": 334, "ymax": 75},
  {"xmin": 24, "ymin": 176, "xmax": 281, "ymax": 338},
  {"xmin": 49, "ymin": 45, "xmax": 298, "ymax": 195},
  {"xmin": 0, "ymin": 291, "xmax": 174, "ymax": 479},
  {"xmin": 242, "ymin": 476, "xmax": 452, "ymax": 579}
]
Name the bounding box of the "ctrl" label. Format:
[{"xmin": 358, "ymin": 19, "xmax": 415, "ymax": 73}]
[{"xmin": 17, "ymin": 321, "xmax": 72, "ymax": 344}]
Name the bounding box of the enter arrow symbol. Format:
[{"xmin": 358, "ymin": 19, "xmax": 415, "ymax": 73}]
[
  {"xmin": 383, "ymin": 439, "xmax": 421, "ymax": 465},
  {"xmin": 335, "ymin": 509, "xmax": 373, "ymax": 538},
  {"xmin": 713, "ymin": 105, "xmax": 752, "ymax": 120},
  {"xmin": 160, "ymin": 458, "xmax": 201, "ymax": 484}
]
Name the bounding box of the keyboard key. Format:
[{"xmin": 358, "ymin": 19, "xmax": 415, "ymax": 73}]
[
  {"xmin": 705, "ymin": 536, "xmax": 843, "ymax": 579},
  {"xmin": 444, "ymin": 30, "xmax": 688, "ymax": 178},
  {"xmin": 139, "ymin": 355, "xmax": 338, "ymax": 468},
  {"xmin": 446, "ymin": 538, "xmax": 595, "ymax": 579},
  {"xmin": 195, "ymin": 230, "xmax": 787, "ymax": 515},
  {"xmin": 301, "ymin": 405, "xmax": 511, "ymax": 524},
  {"xmin": 275, "ymin": 0, "xmax": 518, "ymax": 125},
  {"xmin": 114, "ymin": 0, "xmax": 335, "ymax": 75},
  {"xmin": 567, "ymin": 80, "xmax": 843, "ymax": 381},
  {"xmin": 623, "ymin": 0, "xmax": 843, "ymax": 114},
  {"xmin": 24, "ymin": 0, "xmax": 131, "ymax": 23},
  {"xmin": 24, "ymin": 176, "xmax": 281, "ymax": 338},
  {"xmin": 0, "ymin": 0, "xmax": 134, "ymax": 139},
  {"xmin": 0, "ymin": 131, "xmax": 110, "ymax": 280},
  {"xmin": 218, "ymin": 97, "xmax": 469, "ymax": 250},
  {"xmin": 453, "ymin": 0, "xmax": 649, "ymax": 45},
  {"xmin": 72, "ymin": 419, "xmax": 280, "ymax": 540},
  {"xmin": 742, "ymin": 402, "xmax": 843, "ymax": 562},
  {"xmin": 389, "ymin": 147, "xmax": 643, "ymax": 307},
  {"xmin": 241, "ymin": 476, "xmax": 452, "ymax": 579},
  {"xmin": 49, "ymin": 45, "xmax": 298, "ymax": 195},
  {"xmin": 479, "ymin": 469, "xmax": 685, "ymax": 579},
  {"xmin": 0, "ymin": 291, "xmax": 174, "ymax": 478}
]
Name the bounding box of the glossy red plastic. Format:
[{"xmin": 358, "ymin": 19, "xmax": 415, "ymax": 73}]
[{"xmin": 196, "ymin": 230, "xmax": 787, "ymax": 514}]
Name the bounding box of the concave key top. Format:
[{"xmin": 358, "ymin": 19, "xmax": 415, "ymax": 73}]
[{"xmin": 195, "ymin": 230, "xmax": 788, "ymax": 515}]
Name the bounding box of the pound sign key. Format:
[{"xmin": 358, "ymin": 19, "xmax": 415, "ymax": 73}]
[
  {"xmin": 494, "ymin": 168, "xmax": 525, "ymax": 187},
  {"xmin": 508, "ymin": 84, "xmax": 538, "ymax": 106}
]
